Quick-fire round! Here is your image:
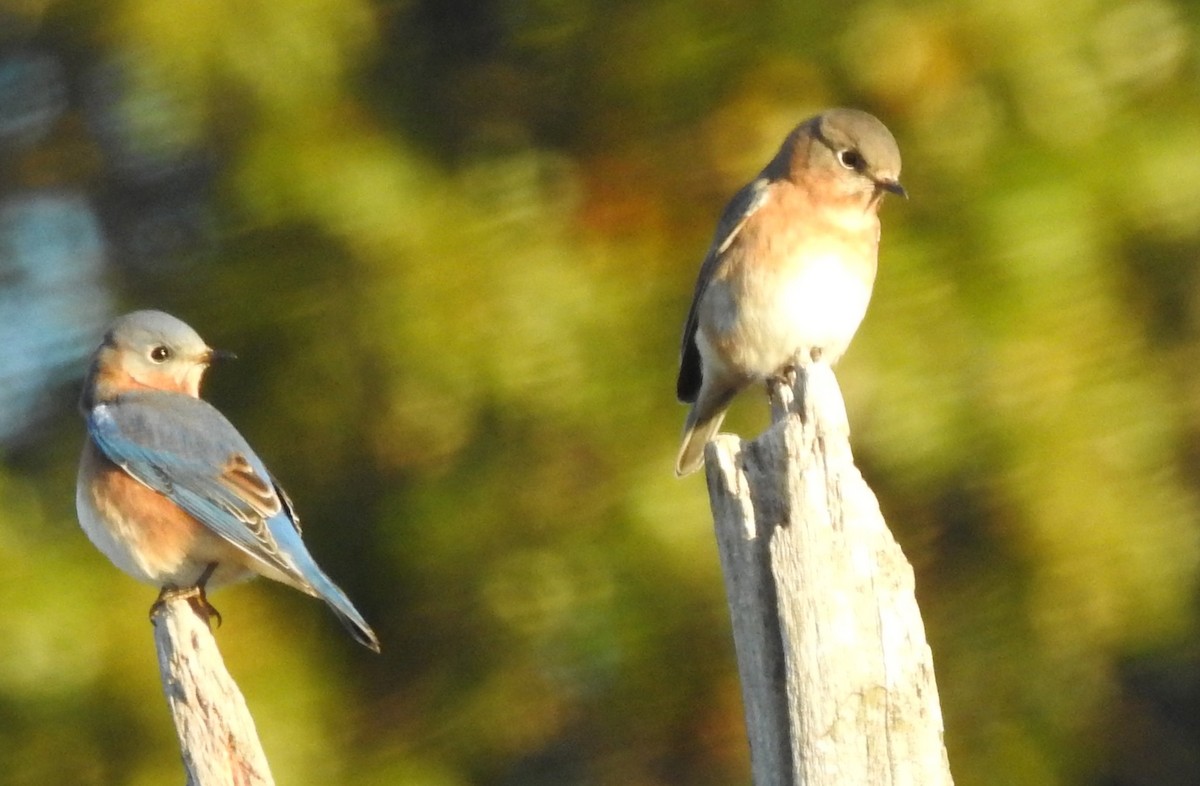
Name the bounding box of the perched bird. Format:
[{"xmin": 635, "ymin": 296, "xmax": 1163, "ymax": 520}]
[
  {"xmin": 76, "ymin": 310, "xmax": 380, "ymax": 652},
  {"xmin": 675, "ymin": 108, "xmax": 904, "ymax": 476}
]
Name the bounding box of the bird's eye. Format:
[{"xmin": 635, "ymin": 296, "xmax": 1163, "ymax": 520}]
[
  {"xmin": 149, "ymin": 345, "xmax": 172, "ymax": 363},
  {"xmin": 838, "ymin": 149, "xmax": 865, "ymax": 171}
]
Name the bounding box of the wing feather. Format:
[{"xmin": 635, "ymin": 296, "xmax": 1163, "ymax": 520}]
[
  {"xmin": 676, "ymin": 178, "xmax": 772, "ymax": 402},
  {"xmin": 87, "ymin": 394, "xmax": 304, "ymax": 584}
]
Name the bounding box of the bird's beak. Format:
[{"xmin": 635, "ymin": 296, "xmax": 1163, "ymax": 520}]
[
  {"xmin": 877, "ymin": 179, "xmax": 907, "ymax": 199},
  {"xmin": 203, "ymin": 347, "xmax": 238, "ymax": 364}
]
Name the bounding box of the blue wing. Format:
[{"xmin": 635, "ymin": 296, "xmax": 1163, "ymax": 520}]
[
  {"xmin": 86, "ymin": 392, "xmax": 301, "ymax": 581},
  {"xmin": 88, "ymin": 391, "xmax": 381, "ymax": 651},
  {"xmin": 676, "ymin": 177, "xmax": 772, "ymax": 403}
]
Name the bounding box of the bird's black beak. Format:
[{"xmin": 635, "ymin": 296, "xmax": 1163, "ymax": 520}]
[
  {"xmin": 878, "ymin": 179, "xmax": 907, "ymax": 199},
  {"xmin": 204, "ymin": 347, "xmax": 238, "ymax": 364}
]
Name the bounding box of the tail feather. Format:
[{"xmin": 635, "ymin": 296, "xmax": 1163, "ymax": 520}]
[
  {"xmin": 675, "ymin": 407, "xmax": 728, "ymax": 476},
  {"xmin": 312, "ymin": 573, "xmax": 381, "ymax": 653},
  {"xmin": 265, "ymin": 516, "xmax": 381, "ymax": 652}
]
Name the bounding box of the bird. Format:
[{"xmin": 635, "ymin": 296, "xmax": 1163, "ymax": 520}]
[
  {"xmin": 76, "ymin": 310, "xmax": 381, "ymax": 652},
  {"xmin": 675, "ymin": 108, "xmax": 904, "ymax": 476}
]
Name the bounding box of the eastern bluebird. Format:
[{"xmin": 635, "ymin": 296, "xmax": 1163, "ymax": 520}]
[
  {"xmin": 675, "ymin": 108, "xmax": 904, "ymax": 476},
  {"xmin": 76, "ymin": 310, "xmax": 380, "ymax": 652}
]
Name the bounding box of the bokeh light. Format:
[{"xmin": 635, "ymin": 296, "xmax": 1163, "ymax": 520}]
[{"xmin": 1, "ymin": 0, "xmax": 1199, "ymax": 784}]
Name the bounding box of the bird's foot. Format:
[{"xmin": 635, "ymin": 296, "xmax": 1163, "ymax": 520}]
[
  {"xmin": 766, "ymin": 367, "xmax": 799, "ymax": 422},
  {"xmin": 782, "ymin": 364, "xmax": 799, "ymax": 388},
  {"xmin": 150, "ymin": 563, "xmax": 223, "ymax": 628},
  {"xmin": 150, "ymin": 585, "xmax": 224, "ymax": 628},
  {"xmin": 187, "ymin": 589, "xmax": 223, "ymax": 628}
]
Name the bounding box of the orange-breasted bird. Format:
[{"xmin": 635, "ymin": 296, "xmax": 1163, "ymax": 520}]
[{"xmin": 675, "ymin": 108, "xmax": 904, "ymax": 475}]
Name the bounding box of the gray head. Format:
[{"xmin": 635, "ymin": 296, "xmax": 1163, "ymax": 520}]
[
  {"xmin": 778, "ymin": 108, "xmax": 905, "ymax": 203},
  {"xmin": 81, "ymin": 310, "xmax": 233, "ymax": 409}
]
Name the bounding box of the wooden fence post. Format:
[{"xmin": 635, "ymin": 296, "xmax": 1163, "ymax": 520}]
[
  {"xmin": 151, "ymin": 597, "xmax": 275, "ymax": 786},
  {"xmin": 704, "ymin": 363, "xmax": 953, "ymax": 786}
]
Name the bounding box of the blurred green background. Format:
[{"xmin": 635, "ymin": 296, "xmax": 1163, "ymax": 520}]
[{"xmin": 1, "ymin": 0, "xmax": 1199, "ymax": 784}]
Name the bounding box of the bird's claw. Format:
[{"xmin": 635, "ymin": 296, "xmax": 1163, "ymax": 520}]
[
  {"xmin": 186, "ymin": 590, "xmax": 223, "ymax": 628},
  {"xmin": 766, "ymin": 366, "xmax": 800, "ymax": 422},
  {"xmin": 782, "ymin": 364, "xmax": 799, "ymax": 388},
  {"xmin": 150, "ymin": 564, "xmax": 223, "ymax": 628},
  {"xmin": 150, "ymin": 586, "xmax": 224, "ymax": 628}
]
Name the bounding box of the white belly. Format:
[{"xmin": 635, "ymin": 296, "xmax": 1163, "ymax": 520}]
[
  {"xmin": 761, "ymin": 255, "xmax": 872, "ymax": 359},
  {"xmin": 700, "ymin": 253, "xmax": 874, "ymax": 380}
]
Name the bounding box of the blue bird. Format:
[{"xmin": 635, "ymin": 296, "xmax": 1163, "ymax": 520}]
[
  {"xmin": 76, "ymin": 310, "xmax": 380, "ymax": 652},
  {"xmin": 675, "ymin": 109, "xmax": 904, "ymax": 475}
]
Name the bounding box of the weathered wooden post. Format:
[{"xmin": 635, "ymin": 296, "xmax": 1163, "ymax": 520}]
[
  {"xmin": 704, "ymin": 363, "xmax": 952, "ymax": 786},
  {"xmin": 151, "ymin": 599, "xmax": 275, "ymax": 786}
]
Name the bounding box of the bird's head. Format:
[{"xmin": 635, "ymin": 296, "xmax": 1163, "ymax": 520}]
[
  {"xmin": 791, "ymin": 108, "xmax": 906, "ymax": 208},
  {"xmin": 82, "ymin": 310, "xmax": 234, "ymax": 409}
]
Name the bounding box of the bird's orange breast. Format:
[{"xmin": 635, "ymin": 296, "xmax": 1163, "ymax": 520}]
[{"xmin": 78, "ymin": 441, "xmax": 251, "ymax": 586}]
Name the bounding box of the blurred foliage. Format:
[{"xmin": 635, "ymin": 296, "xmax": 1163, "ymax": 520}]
[{"xmin": 1, "ymin": 0, "xmax": 1199, "ymax": 784}]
